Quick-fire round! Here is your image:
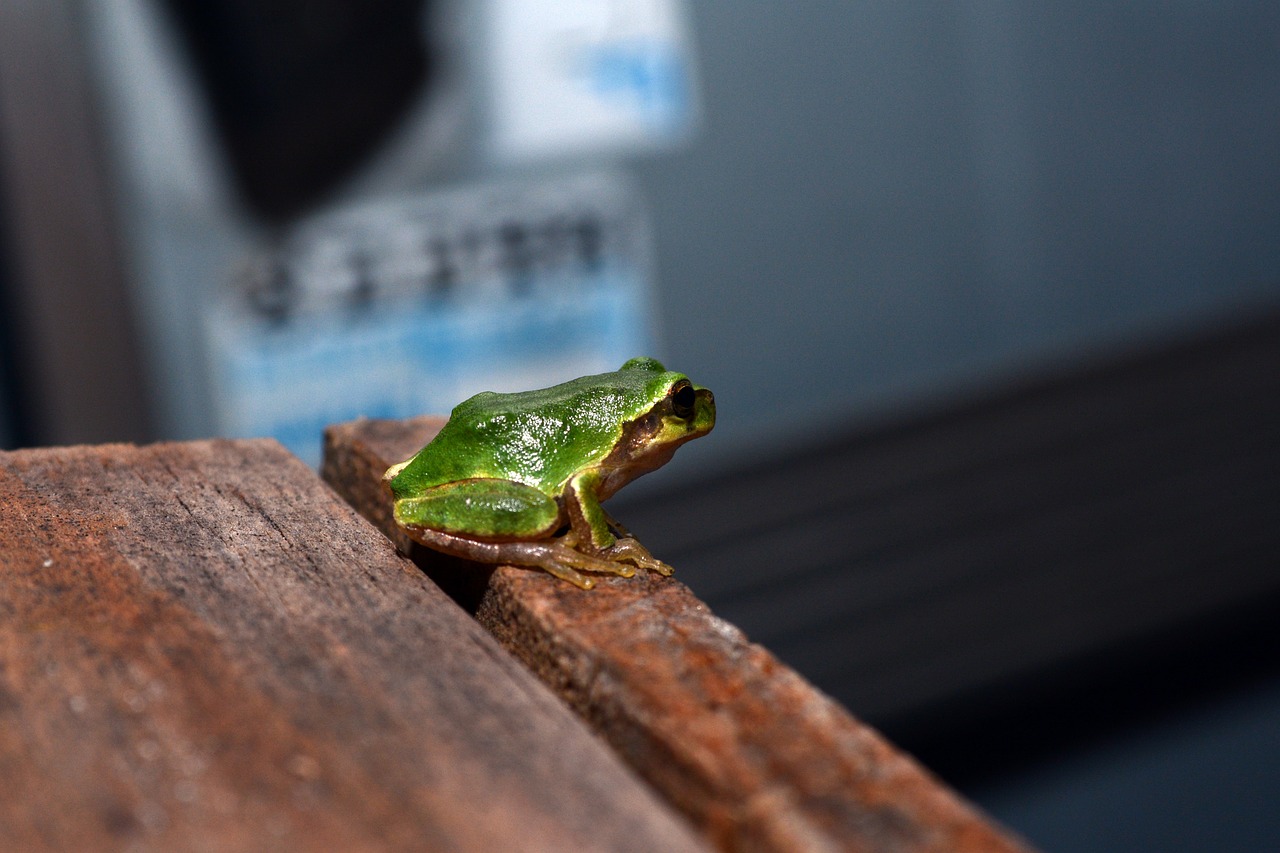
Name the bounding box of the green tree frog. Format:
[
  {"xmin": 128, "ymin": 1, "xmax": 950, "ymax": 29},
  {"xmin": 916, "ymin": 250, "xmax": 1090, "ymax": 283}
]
[{"xmin": 384, "ymin": 358, "xmax": 715, "ymax": 589}]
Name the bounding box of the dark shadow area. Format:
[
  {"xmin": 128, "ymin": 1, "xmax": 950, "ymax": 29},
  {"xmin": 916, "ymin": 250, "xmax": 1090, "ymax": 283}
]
[
  {"xmin": 157, "ymin": 0, "xmax": 433, "ymax": 221},
  {"xmin": 404, "ymin": 540, "xmax": 500, "ymax": 615},
  {"xmin": 886, "ymin": 587, "xmax": 1280, "ymax": 789}
]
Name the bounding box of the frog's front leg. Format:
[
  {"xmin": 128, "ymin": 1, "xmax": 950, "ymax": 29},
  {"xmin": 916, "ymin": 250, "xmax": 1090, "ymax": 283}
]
[{"xmin": 565, "ymin": 472, "xmax": 675, "ymax": 577}]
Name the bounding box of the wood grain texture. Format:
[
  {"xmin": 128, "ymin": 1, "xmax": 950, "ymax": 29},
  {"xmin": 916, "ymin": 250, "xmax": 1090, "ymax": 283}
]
[
  {"xmin": 323, "ymin": 417, "xmax": 1036, "ymax": 853},
  {"xmin": 0, "ymin": 439, "xmax": 706, "ymax": 852}
]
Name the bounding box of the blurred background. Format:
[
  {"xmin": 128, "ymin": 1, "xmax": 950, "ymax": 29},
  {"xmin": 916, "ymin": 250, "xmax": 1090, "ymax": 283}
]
[{"xmin": 1, "ymin": 2, "xmax": 1277, "ymax": 849}]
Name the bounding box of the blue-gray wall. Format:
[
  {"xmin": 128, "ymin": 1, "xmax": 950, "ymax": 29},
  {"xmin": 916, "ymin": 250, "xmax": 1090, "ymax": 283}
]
[
  {"xmin": 635, "ymin": 2, "xmax": 1280, "ymax": 464},
  {"xmin": 628, "ymin": 7, "xmax": 1280, "ymax": 849}
]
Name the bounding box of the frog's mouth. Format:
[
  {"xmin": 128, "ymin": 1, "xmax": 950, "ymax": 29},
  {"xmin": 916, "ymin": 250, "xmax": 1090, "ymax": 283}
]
[{"xmin": 596, "ymin": 386, "xmax": 715, "ymax": 499}]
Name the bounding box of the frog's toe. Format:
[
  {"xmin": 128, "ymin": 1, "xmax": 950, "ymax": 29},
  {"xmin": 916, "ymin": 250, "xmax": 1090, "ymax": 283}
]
[
  {"xmin": 606, "ymin": 538, "xmax": 675, "ymax": 577},
  {"xmin": 535, "ymin": 560, "xmax": 596, "ymax": 590},
  {"xmin": 571, "ymin": 551, "xmax": 635, "ymax": 578},
  {"xmin": 633, "ymin": 555, "xmax": 674, "ymax": 576},
  {"xmin": 536, "ymin": 541, "xmax": 638, "ymax": 582}
]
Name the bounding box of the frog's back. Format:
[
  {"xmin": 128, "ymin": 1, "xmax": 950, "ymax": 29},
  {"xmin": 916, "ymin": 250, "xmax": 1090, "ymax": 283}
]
[{"xmin": 411, "ymin": 369, "xmax": 658, "ymax": 491}]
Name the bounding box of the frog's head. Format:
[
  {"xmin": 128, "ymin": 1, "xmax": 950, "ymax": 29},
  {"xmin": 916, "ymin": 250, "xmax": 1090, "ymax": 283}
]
[{"xmin": 596, "ymin": 358, "xmax": 716, "ymax": 499}]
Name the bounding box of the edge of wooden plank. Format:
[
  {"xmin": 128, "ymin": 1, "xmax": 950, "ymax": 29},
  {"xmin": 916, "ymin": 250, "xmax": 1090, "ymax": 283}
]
[{"xmin": 323, "ymin": 417, "xmax": 1037, "ymax": 853}]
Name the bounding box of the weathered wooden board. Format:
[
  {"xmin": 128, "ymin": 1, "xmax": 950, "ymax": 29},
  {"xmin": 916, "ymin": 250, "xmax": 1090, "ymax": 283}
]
[
  {"xmin": 323, "ymin": 417, "xmax": 1036, "ymax": 853},
  {"xmin": 0, "ymin": 439, "xmax": 706, "ymax": 852}
]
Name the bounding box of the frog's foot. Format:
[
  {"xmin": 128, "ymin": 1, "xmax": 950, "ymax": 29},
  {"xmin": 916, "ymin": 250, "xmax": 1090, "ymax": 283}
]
[
  {"xmin": 523, "ymin": 539, "xmax": 639, "ymax": 590},
  {"xmin": 603, "ymin": 537, "xmax": 675, "ymax": 577}
]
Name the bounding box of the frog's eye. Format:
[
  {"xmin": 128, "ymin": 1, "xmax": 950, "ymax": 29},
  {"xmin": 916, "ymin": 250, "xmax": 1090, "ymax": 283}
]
[{"xmin": 671, "ymin": 382, "xmax": 696, "ymax": 419}]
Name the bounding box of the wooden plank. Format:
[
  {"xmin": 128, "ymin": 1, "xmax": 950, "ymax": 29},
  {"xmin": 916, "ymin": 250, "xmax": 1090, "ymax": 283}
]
[
  {"xmin": 323, "ymin": 417, "xmax": 1036, "ymax": 853},
  {"xmin": 0, "ymin": 439, "xmax": 707, "ymax": 852}
]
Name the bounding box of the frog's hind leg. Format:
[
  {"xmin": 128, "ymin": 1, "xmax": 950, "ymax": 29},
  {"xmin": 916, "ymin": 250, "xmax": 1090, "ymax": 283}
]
[
  {"xmin": 400, "ymin": 526, "xmax": 635, "ymax": 590},
  {"xmin": 393, "ymin": 478, "xmax": 561, "ymax": 539}
]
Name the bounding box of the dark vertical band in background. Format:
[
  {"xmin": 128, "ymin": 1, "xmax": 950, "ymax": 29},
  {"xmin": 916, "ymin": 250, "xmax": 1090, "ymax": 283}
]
[
  {"xmin": 0, "ymin": 0, "xmax": 153, "ymax": 446},
  {"xmin": 0, "ymin": 149, "xmax": 33, "ymax": 449}
]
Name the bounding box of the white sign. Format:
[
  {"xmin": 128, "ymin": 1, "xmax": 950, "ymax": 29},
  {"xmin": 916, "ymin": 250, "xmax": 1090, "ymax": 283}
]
[
  {"xmin": 483, "ymin": 0, "xmax": 698, "ymax": 162},
  {"xmin": 205, "ymin": 173, "xmax": 657, "ymax": 466}
]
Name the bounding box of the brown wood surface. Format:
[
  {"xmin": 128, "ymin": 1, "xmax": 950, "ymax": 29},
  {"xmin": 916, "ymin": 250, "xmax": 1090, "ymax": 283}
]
[
  {"xmin": 0, "ymin": 439, "xmax": 707, "ymax": 852},
  {"xmin": 323, "ymin": 416, "xmax": 1037, "ymax": 853}
]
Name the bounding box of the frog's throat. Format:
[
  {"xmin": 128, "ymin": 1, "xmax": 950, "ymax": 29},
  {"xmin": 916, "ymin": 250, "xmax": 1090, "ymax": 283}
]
[
  {"xmin": 595, "ymin": 398, "xmax": 713, "ymax": 500},
  {"xmin": 596, "ymin": 442, "xmax": 680, "ymax": 501}
]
